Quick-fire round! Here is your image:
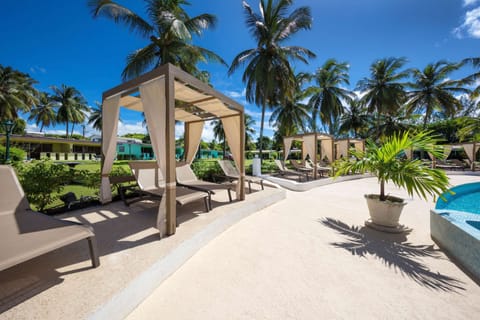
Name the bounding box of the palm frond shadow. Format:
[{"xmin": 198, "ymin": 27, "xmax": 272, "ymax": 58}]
[{"xmin": 320, "ymin": 218, "xmax": 465, "ymax": 292}]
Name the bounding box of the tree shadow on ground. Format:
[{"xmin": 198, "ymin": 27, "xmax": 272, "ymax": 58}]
[{"xmin": 320, "ymin": 217, "xmax": 465, "ymax": 292}]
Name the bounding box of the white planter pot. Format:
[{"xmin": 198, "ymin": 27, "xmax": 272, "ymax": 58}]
[{"xmin": 364, "ymin": 194, "xmax": 407, "ymax": 227}]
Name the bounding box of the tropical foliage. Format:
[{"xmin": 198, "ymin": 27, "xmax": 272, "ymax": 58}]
[
  {"xmin": 306, "ymin": 59, "xmax": 353, "ymax": 132},
  {"xmin": 229, "ymin": 0, "xmax": 315, "ymax": 160},
  {"xmin": 406, "ymin": 61, "xmax": 468, "ymax": 128},
  {"xmin": 334, "ymin": 131, "xmax": 450, "ymax": 201},
  {"xmin": 28, "ymin": 92, "xmax": 57, "ymax": 132},
  {"xmin": 0, "ymin": 65, "xmax": 38, "ymax": 121},
  {"xmin": 89, "ymin": 0, "xmax": 225, "ymax": 81},
  {"xmin": 51, "ymin": 84, "xmax": 89, "ymax": 139}
]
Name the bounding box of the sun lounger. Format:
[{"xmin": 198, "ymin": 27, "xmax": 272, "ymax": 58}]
[
  {"xmin": 176, "ymin": 163, "xmax": 234, "ymax": 208},
  {"xmin": 305, "ymin": 159, "xmax": 332, "ymax": 177},
  {"xmin": 217, "ymin": 160, "xmax": 264, "ymax": 193},
  {"xmin": 0, "ymin": 165, "xmax": 99, "ymax": 271},
  {"xmin": 274, "ymin": 159, "xmax": 308, "ymax": 181},
  {"xmin": 121, "ymin": 161, "xmax": 210, "ymax": 212}
]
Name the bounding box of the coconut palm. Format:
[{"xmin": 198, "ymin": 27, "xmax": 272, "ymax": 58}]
[
  {"xmin": 211, "ymin": 119, "xmax": 226, "ymax": 158},
  {"xmin": 356, "ymin": 57, "xmax": 410, "ymax": 138},
  {"xmin": 270, "ymin": 73, "xmax": 311, "ymax": 137},
  {"xmin": 89, "ymin": 0, "xmax": 225, "ymax": 81},
  {"xmin": 406, "ymin": 61, "xmax": 468, "ymax": 128},
  {"xmin": 461, "ymin": 57, "xmax": 480, "ymax": 98},
  {"xmin": 339, "ymin": 98, "xmax": 370, "ymax": 138},
  {"xmin": 88, "ymin": 102, "xmax": 103, "ymax": 131},
  {"xmin": 244, "ymin": 113, "xmax": 256, "ymax": 150},
  {"xmin": 51, "ymin": 85, "xmax": 88, "ymax": 139},
  {"xmin": 229, "ymin": 0, "xmax": 315, "ymax": 162},
  {"xmin": 28, "ymin": 92, "xmax": 56, "ymax": 132},
  {"xmin": 307, "ymin": 59, "xmax": 353, "ymax": 132},
  {"xmin": 0, "ymin": 65, "xmax": 38, "ymax": 121}
]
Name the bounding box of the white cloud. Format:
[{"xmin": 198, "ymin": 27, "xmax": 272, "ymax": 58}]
[
  {"xmin": 453, "ymin": 6, "xmax": 480, "ymax": 38},
  {"xmin": 117, "ymin": 121, "xmax": 147, "ymax": 136},
  {"xmin": 464, "ymin": 0, "xmax": 480, "ymax": 7},
  {"xmin": 29, "ymin": 66, "xmax": 47, "ymax": 74}
]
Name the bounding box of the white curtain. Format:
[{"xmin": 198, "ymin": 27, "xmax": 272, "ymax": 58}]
[
  {"xmin": 185, "ymin": 121, "xmax": 204, "ymax": 164},
  {"xmin": 354, "ymin": 141, "xmax": 364, "ymax": 153},
  {"xmin": 100, "ymin": 94, "xmax": 121, "ymax": 204},
  {"xmin": 221, "ymin": 115, "xmax": 242, "ymax": 199},
  {"xmin": 336, "ymin": 140, "xmax": 349, "ymax": 160},
  {"xmin": 320, "ymin": 139, "xmax": 333, "ymax": 162},
  {"xmin": 303, "ymin": 134, "xmax": 316, "ymax": 161},
  {"xmin": 462, "ymin": 143, "xmax": 475, "ymax": 162},
  {"xmin": 283, "ymin": 137, "xmax": 294, "ymax": 161},
  {"xmin": 443, "ymin": 145, "xmax": 453, "ymax": 159},
  {"xmin": 404, "ymin": 148, "xmax": 413, "ymax": 160},
  {"xmin": 140, "ymin": 77, "xmax": 167, "ymax": 236}
]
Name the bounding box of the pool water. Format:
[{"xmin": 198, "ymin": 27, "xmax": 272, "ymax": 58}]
[{"xmin": 436, "ymin": 182, "xmax": 480, "ymax": 214}]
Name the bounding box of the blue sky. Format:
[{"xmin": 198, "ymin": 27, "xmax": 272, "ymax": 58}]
[{"xmin": 1, "ymin": 0, "xmax": 479, "ymax": 141}]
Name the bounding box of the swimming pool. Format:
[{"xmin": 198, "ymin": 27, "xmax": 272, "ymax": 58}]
[
  {"xmin": 435, "ymin": 182, "xmax": 480, "ymax": 215},
  {"xmin": 431, "ymin": 182, "xmax": 480, "ymax": 280}
]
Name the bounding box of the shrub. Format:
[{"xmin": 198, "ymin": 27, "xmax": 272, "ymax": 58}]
[
  {"xmin": 0, "ymin": 145, "xmax": 26, "ymax": 163},
  {"xmin": 16, "ymin": 160, "xmax": 71, "ymax": 212},
  {"xmin": 191, "ymin": 159, "xmax": 223, "ymax": 181}
]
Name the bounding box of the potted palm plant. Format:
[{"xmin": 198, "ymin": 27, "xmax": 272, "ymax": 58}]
[{"xmin": 334, "ymin": 131, "xmax": 450, "ymax": 231}]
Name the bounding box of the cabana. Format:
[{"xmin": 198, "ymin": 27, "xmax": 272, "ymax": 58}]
[
  {"xmin": 283, "ymin": 133, "xmax": 335, "ymax": 180},
  {"xmin": 99, "ymin": 64, "xmax": 245, "ymax": 237},
  {"xmin": 404, "ymin": 142, "xmax": 479, "ymax": 171},
  {"xmin": 334, "ymin": 138, "xmax": 365, "ymax": 160}
]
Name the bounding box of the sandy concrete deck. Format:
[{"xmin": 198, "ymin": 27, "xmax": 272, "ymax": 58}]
[
  {"xmin": 0, "ymin": 184, "xmax": 284, "ymax": 320},
  {"xmin": 128, "ymin": 175, "xmax": 480, "ymax": 320}
]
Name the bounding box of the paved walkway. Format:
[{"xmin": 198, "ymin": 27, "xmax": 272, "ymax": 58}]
[{"xmin": 128, "ymin": 175, "xmax": 480, "ymax": 320}]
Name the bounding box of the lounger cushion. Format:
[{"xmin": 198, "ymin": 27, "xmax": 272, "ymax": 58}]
[{"xmin": 0, "ymin": 210, "xmax": 94, "ymax": 271}]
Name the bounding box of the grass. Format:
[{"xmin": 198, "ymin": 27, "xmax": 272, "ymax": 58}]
[{"xmin": 37, "ymin": 158, "xmax": 279, "ymax": 211}]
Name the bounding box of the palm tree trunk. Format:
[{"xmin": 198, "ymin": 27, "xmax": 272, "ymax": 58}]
[
  {"xmin": 65, "ymin": 121, "xmax": 69, "ymax": 139},
  {"xmin": 380, "ymin": 179, "xmax": 385, "ymax": 201},
  {"xmin": 71, "ymin": 123, "xmax": 75, "ymax": 137},
  {"xmin": 40, "ymin": 124, "xmax": 44, "ymax": 132},
  {"xmin": 259, "ymin": 105, "xmax": 266, "ymax": 164}
]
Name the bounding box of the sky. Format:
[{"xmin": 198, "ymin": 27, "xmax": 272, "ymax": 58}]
[{"xmin": 1, "ymin": 0, "xmax": 480, "ymax": 141}]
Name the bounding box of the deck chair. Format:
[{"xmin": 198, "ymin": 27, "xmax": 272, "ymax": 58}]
[
  {"xmin": 305, "ymin": 159, "xmax": 332, "ymax": 177},
  {"xmin": 217, "ymin": 160, "xmax": 264, "ymax": 193},
  {"xmin": 176, "ymin": 163, "xmax": 233, "ymax": 209},
  {"xmin": 274, "ymin": 159, "xmax": 308, "ymax": 182},
  {"xmin": 121, "ymin": 162, "xmax": 210, "ymax": 212},
  {"xmin": 0, "ymin": 165, "xmax": 99, "ymax": 271}
]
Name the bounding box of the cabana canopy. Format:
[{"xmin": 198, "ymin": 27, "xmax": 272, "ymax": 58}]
[
  {"xmin": 283, "ymin": 133, "xmax": 365, "ymax": 179},
  {"xmin": 283, "ymin": 133, "xmax": 334, "ymax": 180},
  {"xmin": 100, "ymin": 64, "xmax": 245, "ymax": 237}
]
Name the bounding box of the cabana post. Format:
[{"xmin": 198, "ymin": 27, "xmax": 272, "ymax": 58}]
[{"xmin": 100, "ymin": 64, "xmax": 245, "ymax": 237}]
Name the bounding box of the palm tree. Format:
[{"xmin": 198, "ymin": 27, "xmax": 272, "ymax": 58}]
[
  {"xmin": 28, "ymin": 92, "xmax": 56, "ymax": 132},
  {"xmin": 306, "ymin": 59, "xmax": 353, "ymax": 132},
  {"xmin": 0, "ymin": 65, "xmax": 38, "ymax": 121},
  {"xmin": 88, "ymin": 102, "xmax": 102, "ymax": 131},
  {"xmin": 339, "ymin": 98, "xmax": 370, "ymax": 138},
  {"xmin": 211, "ymin": 119, "xmax": 226, "ymax": 158},
  {"xmin": 51, "ymin": 85, "xmax": 88, "ymax": 139},
  {"xmin": 406, "ymin": 61, "xmax": 468, "ymax": 128},
  {"xmin": 229, "ymin": 0, "xmax": 315, "ymax": 162},
  {"xmin": 244, "ymin": 113, "xmax": 256, "ymax": 150},
  {"xmin": 461, "ymin": 57, "xmax": 480, "ymax": 98},
  {"xmin": 270, "ymin": 74, "xmax": 311, "ymax": 137},
  {"xmin": 356, "ymin": 57, "xmax": 410, "ymax": 138},
  {"xmin": 89, "ymin": 0, "xmax": 225, "ymax": 81}
]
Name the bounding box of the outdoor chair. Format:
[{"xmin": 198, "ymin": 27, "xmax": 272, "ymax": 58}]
[
  {"xmin": 217, "ymin": 160, "xmax": 264, "ymax": 193},
  {"xmin": 274, "ymin": 159, "xmax": 308, "ymax": 182},
  {"xmin": 175, "ymin": 163, "xmax": 234, "ymax": 209},
  {"xmin": 305, "ymin": 159, "xmax": 332, "ymax": 177},
  {"xmin": 0, "ymin": 165, "xmax": 100, "ymax": 271},
  {"xmin": 121, "ymin": 161, "xmax": 210, "ymax": 212}
]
